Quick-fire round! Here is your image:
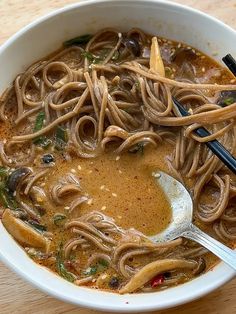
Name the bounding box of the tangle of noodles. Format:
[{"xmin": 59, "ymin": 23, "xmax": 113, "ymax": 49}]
[{"xmin": 0, "ymin": 28, "xmax": 236, "ymax": 293}]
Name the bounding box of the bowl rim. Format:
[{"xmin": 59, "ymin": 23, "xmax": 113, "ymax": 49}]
[{"xmin": 0, "ymin": 0, "xmax": 235, "ymax": 312}]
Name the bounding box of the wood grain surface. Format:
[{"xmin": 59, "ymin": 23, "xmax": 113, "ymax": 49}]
[{"xmin": 0, "ymin": 1, "xmax": 236, "ymax": 313}]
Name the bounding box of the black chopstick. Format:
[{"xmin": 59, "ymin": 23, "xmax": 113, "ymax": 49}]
[
  {"xmin": 222, "ymin": 54, "xmax": 236, "ymax": 77},
  {"xmin": 172, "ymin": 97, "xmax": 236, "ymax": 174}
]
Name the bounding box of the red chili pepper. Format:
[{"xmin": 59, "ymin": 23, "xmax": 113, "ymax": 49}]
[{"xmin": 151, "ymin": 274, "xmax": 164, "ymax": 288}]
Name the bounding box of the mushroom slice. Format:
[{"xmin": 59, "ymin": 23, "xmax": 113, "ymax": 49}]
[
  {"xmin": 119, "ymin": 258, "xmax": 197, "ymax": 294},
  {"xmin": 150, "ymin": 37, "xmax": 165, "ymax": 77},
  {"xmin": 2, "ymin": 209, "xmax": 50, "ymax": 252}
]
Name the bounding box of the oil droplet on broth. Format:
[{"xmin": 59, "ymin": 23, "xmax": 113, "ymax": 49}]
[{"xmin": 51, "ymin": 145, "xmax": 173, "ymax": 236}]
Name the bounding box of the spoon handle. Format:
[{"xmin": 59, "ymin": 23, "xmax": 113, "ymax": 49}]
[{"xmin": 182, "ymin": 224, "xmax": 236, "ymax": 271}]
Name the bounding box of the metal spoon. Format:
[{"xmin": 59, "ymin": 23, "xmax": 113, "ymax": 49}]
[{"xmin": 150, "ymin": 171, "xmax": 236, "ymax": 271}]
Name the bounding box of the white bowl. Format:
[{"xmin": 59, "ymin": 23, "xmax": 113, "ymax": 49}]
[{"xmin": 0, "ymin": 0, "xmax": 236, "ymax": 312}]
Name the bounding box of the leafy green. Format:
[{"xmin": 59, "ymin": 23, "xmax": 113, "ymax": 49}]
[
  {"xmin": 55, "ymin": 126, "xmax": 67, "ymax": 151},
  {"xmin": 98, "ymin": 259, "xmax": 109, "ymax": 268},
  {"xmin": 0, "ymin": 167, "xmax": 8, "ymax": 178},
  {"xmin": 134, "ymin": 81, "xmax": 140, "ymax": 90},
  {"xmin": 33, "ymin": 112, "xmax": 51, "ymax": 148},
  {"xmin": 81, "ymin": 51, "xmax": 104, "ymax": 64},
  {"xmin": 34, "ymin": 112, "xmax": 45, "ymax": 132},
  {"xmin": 81, "ymin": 51, "xmax": 96, "ymax": 62},
  {"xmin": 56, "ymin": 244, "xmax": 76, "ymax": 282},
  {"xmin": 165, "ymin": 67, "xmax": 173, "ymax": 78},
  {"xmin": 83, "ymin": 266, "xmax": 97, "ymax": 276},
  {"xmin": 0, "ymin": 182, "xmax": 18, "ymax": 210},
  {"xmin": 128, "ymin": 142, "xmax": 145, "ymax": 155},
  {"xmin": 83, "ymin": 259, "xmax": 109, "ymax": 276},
  {"xmin": 0, "ymin": 167, "xmax": 19, "ymax": 209},
  {"xmin": 33, "ymin": 137, "xmax": 51, "ymax": 148},
  {"xmin": 63, "ymin": 34, "xmax": 93, "ymax": 47},
  {"xmin": 53, "ymin": 213, "xmax": 66, "ymax": 226},
  {"xmin": 222, "ymin": 97, "xmax": 235, "ymax": 106},
  {"xmin": 112, "ymin": 50, "xmax": 120, "ymax": 61}
]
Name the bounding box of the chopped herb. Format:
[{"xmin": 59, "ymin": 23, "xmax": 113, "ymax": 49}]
[
  {"xmin": 69, "ymin": 252, "xmax": 76, "ymax": 262},
  {"xmin": 134, "ymin": 81, "xmax": 140, "ymax": 90},
  {"xmin": 55, "ymin": 126, "xmax": 67, "ymax": 150},
  {"xmin": 0, "ymin": 182, "xmax": 18, "ymax": 210},
  {"xmin": 222, "ymin": 97, "xmax": 235, "ymax": 106},
  {"xmin": 98, "ymin": 259, "xmax": 109, "ymax": 268},
  {"xmin": 28, "ymin": 220, "xmax": 47, "ymax": 232},
  {"xmin": 81, "ymin": 51, "xmax": 103, "ymax": 64},
  {"xmin": 0, "ymin": 167, "xmax": 8, "ymax": 178},
  {"xmin": 83, "ymin": 266, "xmax": 97, "ymax": 276},
  {"xmin": 218, "ymin": 90, "xmax": 236, "ymax": 107},
  {"xmin": 53, "ymin": 213, "xmax": 66, "ymax": 226},
  {"xmin": 34, "ymin": 112, "xmax": 45, "ymax": 132},
  {"xmin": 56, "ymin": 243, "xmax": 76, "ymax": 282},
  {"xmin": 165, "ymin": 67, "xmax": 173, "ymax": 78},
  {"xmin": 81, "ymin": 51, "xmax": 95, "ymax": 62},
  {"xmin": 112, "ymin": 50, "xmax": 120, "ymax": 61},
  {"xmin": 33, "ymin": 112, "xmax": 51, "ymax": 148},
  {"xmin": 63, "ymin": 34, "xmax": 93, "ymax": 47},
  {"xmin": 128, "ymin": 142, "xmax": 145, "ymax": 155},
  {"xmin": 0, "ymin": 168, "xmax": 19, "ymax": 210},
  {"xmin": 33, "ymin": 137, "xmax": 52, "ymax": 148}
]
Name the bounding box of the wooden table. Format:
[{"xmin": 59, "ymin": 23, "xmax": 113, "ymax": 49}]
[{"xmin": 0, "ymin": 0, "xmax": 236, "ymax": 313}]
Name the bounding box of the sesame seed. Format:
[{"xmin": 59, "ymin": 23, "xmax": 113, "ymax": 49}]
[
  {"xmin": 201, "ymin": 67, "xmax": 205, "ymax": 73},
  {"xmin": 3, "ymin": 139, "xmax": 6, "ymax": 144},
  {"xmin": 117, "ymin": 215, "xmax": 122, "ymax": 219},
  {"xmin": 188, "ymin": 108, "xmax": 193, "ymax": 115},
  {"xmin": 72, "ymin": 245, "xmax": 77, "ymax": 251},
  {"xmin": 92, "ymin": 278, "xmax": 97, "ymax": 283},
  {"xmin": 196, "ymin": 52, "xmax": 201, "ymax": 56},
  {"xmin": 119, "ymin": 170, "xmax": 122, "ymax": 174},
  {"xmin": 88, "ymin": 170, "xmax": 92, "ymax": 174},
  {"xmin": 100, "ymin": 185, "xmax": 105, "ymax": 190},
  {"xmin": 230, "ymin": 79, "xmax": 236, "ymax": 83},
  {"xmin": 201, "ymin": 55, "xmax": 206, "ymax": 59},
  {"xmin": 177, "ymin": 43, "xmax": 181, "ymax": 48},
  {"xmin": 115, "ymin": 156, "xmax": 120, "ymax": 161},
  {"xmin": 71, "ymin": 168, "xmax": 76, "ymax": 174},
  {"xmin": 170, "ymin": 74, "xmax": 175, "ymax": 79},
  {"xmin": 8, "ymin": 158, "xmax": 12, "ymax": 163},
  {"xmin": 101, "ymin": 274, "xmax": 108, "ymax": 280},
  {"xmin": 77, "ymin": 165, "xmax": 82, "ymax": 170},
  {"xmin": 101, "ymin": 206, "xmax": 106, "ymax": 211},
  {"xmin": 13, "ymin": 191, "xmax": 16, "ymax": 197},
  {"xmin": 112, "ymin": 193, "xmax": 117, "ymax": 197},
  {"xmin": 41, "ymin": 182, "xmax": 46, "ymax": 187},
  {"xmin": 64, "ymin": 206, "xmax": 70, "ymax": 210},
  {"xmin": 153, "ymin": 172, "xmax": 161, "ymax": 178},
  {"xmin": 90, "ymin": 161, "xmax": 94, "ymax": 165},
  {"xmin": 87, "ymin": 199, "xmax": 93, "ymax": 205},
  {"xmin": 105, "ymin": 187, "xmax": 110, "ymax": 192}
]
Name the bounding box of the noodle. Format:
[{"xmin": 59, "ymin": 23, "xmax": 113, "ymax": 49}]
[{"xmin": 1, "ymin": 27, "xmax": 236, "ymax": 294}]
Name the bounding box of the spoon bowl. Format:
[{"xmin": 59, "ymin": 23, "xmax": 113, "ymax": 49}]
[
  {"xmin": 150, "ymin": 171, "xmax": 236, "ymax": 271},
  {"xmin": 150, "ymin": 171, "xmax": 193, "ymax": 243}
]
